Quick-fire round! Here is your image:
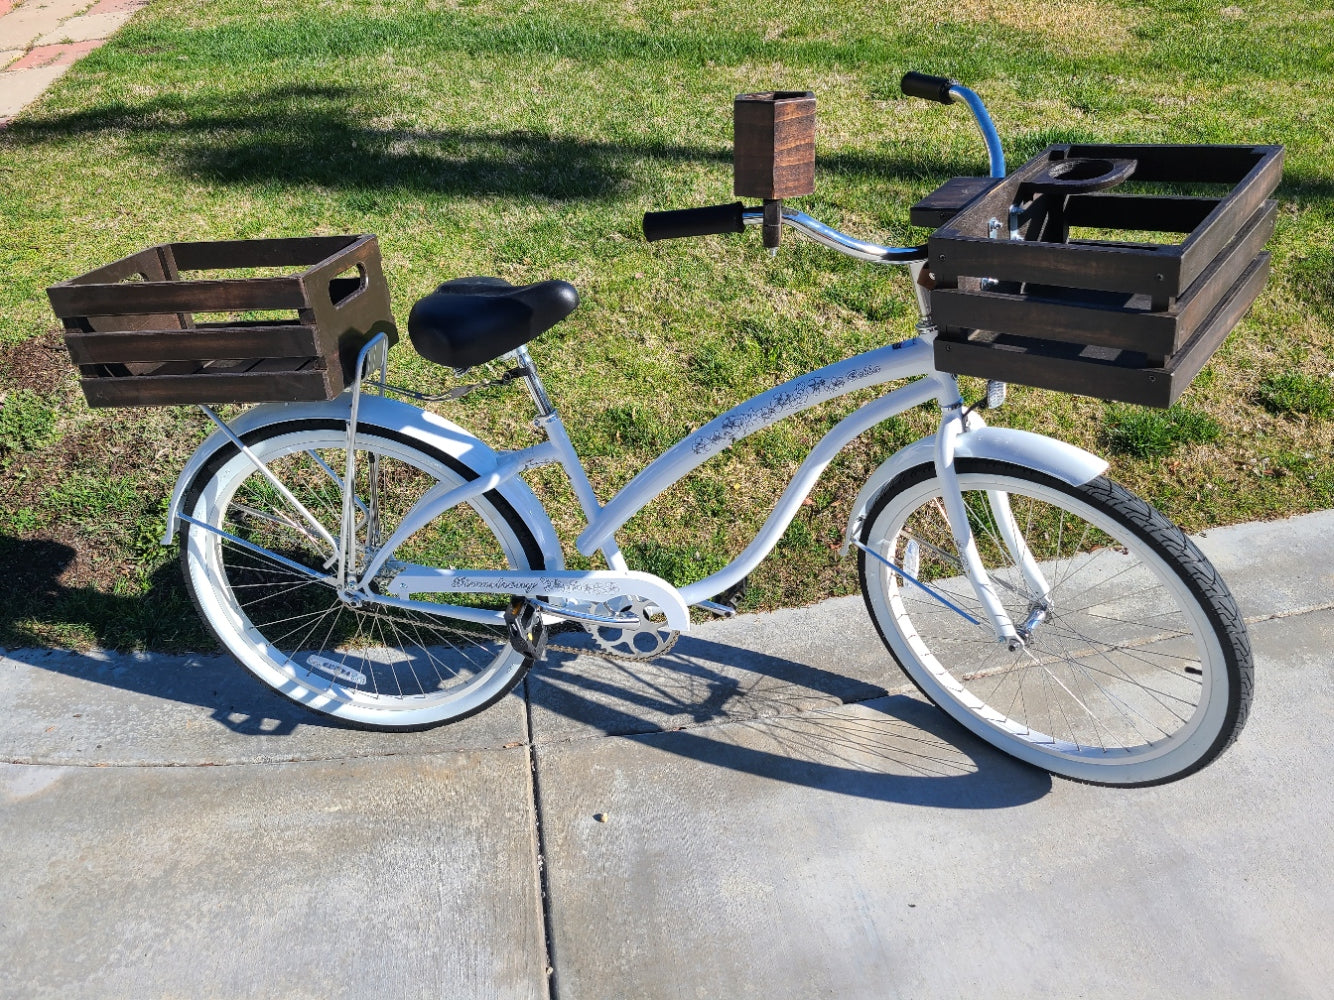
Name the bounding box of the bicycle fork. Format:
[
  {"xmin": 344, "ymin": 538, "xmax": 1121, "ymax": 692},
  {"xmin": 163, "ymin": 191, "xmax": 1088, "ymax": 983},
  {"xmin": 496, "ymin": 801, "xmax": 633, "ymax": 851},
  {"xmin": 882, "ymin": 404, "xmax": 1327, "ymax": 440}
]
[{"xmin": 929, "ymin": 391, "xmax": 1052, "ymax": 649}]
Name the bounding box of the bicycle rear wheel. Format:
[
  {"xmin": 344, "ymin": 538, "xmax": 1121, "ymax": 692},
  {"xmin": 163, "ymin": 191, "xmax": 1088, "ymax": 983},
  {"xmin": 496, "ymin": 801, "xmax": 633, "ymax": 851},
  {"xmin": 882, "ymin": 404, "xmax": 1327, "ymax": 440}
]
[
  {"xmin": 858, "ymin": 459, "xmax": 1252, "ymax": 786},
  {"xmin": 180, "ymin": 419, "xmax": 548, "ymax": 730}
]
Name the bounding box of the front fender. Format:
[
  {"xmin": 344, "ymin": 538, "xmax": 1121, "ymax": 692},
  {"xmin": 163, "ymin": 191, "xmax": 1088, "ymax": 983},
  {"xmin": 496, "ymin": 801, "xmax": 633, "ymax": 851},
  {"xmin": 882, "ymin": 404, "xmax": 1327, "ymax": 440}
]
[
  {"xmin": 841, "ymin": 426, "xmax": 1109, "ymax": 555},
  {"xmin": 163, "ymin": 394, "xmax": 564, "ymax": 568}
]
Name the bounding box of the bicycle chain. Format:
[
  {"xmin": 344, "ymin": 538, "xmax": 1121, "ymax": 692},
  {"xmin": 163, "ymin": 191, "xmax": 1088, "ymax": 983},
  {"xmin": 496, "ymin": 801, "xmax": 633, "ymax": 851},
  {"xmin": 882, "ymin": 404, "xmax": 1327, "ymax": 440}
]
[{"xmin": 413, "ymin": 612, "xmax": 680, "ymax": 663}]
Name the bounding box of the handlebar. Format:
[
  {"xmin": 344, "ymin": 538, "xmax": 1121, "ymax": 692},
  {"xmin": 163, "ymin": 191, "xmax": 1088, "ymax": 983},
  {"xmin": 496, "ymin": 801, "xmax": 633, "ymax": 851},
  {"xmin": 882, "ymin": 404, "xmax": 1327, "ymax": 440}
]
[
  {"xmin": 744, "ymin": 207, "xmax": 926, "ymax": 263},
  {"xmin": 899, "ymin": 72, "xmax": 1005, "ymax": 178},
  {"xmin": 643, "ymin": 72, "xmax": 1006, "ymax": 259},
  {"xmin": 900, "ymin": 71, "xmax": 956, "ymax": 105}
]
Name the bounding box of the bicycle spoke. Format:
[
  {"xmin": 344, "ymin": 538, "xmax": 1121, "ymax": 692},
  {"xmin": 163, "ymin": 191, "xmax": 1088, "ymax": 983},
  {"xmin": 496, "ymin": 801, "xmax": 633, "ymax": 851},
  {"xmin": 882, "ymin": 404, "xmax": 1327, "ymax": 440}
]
[{"xmin": 860, "ymin": 461, "xmax": 1248, "ymax": 784}]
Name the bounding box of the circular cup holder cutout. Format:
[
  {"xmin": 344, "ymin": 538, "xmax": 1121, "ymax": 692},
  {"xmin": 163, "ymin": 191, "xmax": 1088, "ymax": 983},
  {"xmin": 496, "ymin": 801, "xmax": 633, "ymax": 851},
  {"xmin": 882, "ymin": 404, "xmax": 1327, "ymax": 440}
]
[{"xmin": 1025, "ymin": 157, "xmax": 1138, "ymax": 193}]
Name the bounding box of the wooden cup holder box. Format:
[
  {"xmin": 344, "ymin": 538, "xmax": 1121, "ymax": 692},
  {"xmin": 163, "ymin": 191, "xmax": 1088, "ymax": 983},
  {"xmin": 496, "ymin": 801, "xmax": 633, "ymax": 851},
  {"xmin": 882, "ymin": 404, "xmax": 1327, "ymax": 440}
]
[
  {"xmin": 922, "ymin": 143, "xmax": 1282, "ymax": 407},
  {"xmin": 733, "ymin": 91, "xmax": 816, "ymax": 200},
  {"xmin": 48, "ymin": 235, "xmax": 397, "ymax": 408}
]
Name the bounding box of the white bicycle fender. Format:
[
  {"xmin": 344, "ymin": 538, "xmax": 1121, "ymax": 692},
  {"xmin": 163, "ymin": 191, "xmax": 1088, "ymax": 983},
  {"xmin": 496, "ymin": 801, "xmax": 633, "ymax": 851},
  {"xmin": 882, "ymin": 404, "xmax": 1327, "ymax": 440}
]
[
  {"xmin": 841, "ymin": 426, "xmax": 1109, "ymax": 555},
  {"xmin": 162, "ymin": 394, "xmax": 564, "ymax": 568}
]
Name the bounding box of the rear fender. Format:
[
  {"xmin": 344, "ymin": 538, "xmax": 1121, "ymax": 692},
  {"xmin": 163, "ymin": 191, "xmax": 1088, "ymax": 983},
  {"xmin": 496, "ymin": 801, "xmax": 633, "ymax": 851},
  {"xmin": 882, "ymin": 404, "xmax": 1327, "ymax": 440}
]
[{"xmin": 163, "ymin": 394, "xmax": 564, "ymax": 567}]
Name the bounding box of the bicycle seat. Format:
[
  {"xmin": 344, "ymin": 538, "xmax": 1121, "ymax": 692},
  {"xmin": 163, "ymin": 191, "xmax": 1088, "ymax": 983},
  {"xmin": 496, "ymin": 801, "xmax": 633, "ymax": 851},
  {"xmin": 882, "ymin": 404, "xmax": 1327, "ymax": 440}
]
[{"xmin": 407, "ymin": 276, "xmax": 580, "ymax": 369}]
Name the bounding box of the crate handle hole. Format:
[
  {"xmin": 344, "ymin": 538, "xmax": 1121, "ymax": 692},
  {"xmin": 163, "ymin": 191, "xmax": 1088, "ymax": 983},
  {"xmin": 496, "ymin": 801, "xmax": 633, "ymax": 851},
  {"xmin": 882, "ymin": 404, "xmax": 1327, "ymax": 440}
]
[{"xmin": 329, "ymin": 264, "xmax": 368, "ymax": 308}]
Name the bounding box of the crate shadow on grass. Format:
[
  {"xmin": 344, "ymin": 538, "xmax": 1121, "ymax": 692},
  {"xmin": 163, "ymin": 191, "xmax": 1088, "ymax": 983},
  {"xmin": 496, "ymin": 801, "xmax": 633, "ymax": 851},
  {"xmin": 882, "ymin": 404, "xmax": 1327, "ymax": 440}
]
[{"xmin": 4, "ymin": 84, "xmax": 985, "ymax": 201}]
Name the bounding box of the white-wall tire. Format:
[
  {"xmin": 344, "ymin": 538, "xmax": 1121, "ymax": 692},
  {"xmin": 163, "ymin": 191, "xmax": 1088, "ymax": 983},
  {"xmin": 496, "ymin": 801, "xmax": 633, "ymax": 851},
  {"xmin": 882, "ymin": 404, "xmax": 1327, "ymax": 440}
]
[{"xmin": 858, "ymin": 460, "xmax": 1252, "ymax": 786}]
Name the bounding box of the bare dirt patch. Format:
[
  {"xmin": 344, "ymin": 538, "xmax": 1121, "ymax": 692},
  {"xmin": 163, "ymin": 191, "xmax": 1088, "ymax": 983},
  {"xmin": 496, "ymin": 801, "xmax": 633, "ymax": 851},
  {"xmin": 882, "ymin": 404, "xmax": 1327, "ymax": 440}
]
[{"xmin": 0, "ymin": 326, "xmax": 78, "ymax": 398}]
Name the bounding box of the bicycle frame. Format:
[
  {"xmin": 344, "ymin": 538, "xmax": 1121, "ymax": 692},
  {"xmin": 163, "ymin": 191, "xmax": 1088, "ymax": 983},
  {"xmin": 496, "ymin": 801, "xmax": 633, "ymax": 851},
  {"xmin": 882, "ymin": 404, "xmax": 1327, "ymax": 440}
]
[
  {"xmin": 168, "ymin": 80, "xmax": 1110, "ymax": 648},
  {"xmin": 366, "ymin": 331, "xmax": 949, "ymax": 604},
  {"xmin": 342, "ymin": 304, "xmax": 1104, "ymax": 647}
]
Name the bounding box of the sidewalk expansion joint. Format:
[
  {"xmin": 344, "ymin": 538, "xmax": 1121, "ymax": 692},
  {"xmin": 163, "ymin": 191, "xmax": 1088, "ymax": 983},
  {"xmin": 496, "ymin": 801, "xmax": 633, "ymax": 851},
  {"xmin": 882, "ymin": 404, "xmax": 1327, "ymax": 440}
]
[
  {"xmin": 524, "ymin": 677, "xmax": 562, "ymax": 1000},
  {"xmin": 1242, "ymin": 601, "xmax": 1334, "ymax": 625}
]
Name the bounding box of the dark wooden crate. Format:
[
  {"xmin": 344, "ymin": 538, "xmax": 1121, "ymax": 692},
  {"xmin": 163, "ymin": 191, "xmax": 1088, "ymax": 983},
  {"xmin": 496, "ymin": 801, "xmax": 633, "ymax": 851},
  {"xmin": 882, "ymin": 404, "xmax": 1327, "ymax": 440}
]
[
  {"xmin": 923, "ymin": 144, "xmax": 1282, "ymax": 406},
  {"xmin": 47, "ymin": 235, "xmax": 397, "ymax": 408},
  {"xmin": 733, "ymin": 91, "xmax": 816, "ymax": 200}
]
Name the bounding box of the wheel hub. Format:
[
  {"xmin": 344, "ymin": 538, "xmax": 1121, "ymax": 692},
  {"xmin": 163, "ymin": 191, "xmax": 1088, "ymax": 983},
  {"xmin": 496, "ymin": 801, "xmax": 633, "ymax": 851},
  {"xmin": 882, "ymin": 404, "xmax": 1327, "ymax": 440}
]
[{"xmin": 1016, "ymin": 601, "xmax": 1051, "ymax": 643}]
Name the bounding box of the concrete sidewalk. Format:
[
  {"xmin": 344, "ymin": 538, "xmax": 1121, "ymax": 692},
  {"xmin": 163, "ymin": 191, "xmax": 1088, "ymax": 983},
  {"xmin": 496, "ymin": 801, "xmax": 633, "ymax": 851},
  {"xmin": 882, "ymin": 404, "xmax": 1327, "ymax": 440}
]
[
  {"xmin": 2, "ymin": 510, "xmax": 1332, "ymax": 999},
  {"xmin": 0, "ymin": 0, "xmax": 149, "ymax": 126}
]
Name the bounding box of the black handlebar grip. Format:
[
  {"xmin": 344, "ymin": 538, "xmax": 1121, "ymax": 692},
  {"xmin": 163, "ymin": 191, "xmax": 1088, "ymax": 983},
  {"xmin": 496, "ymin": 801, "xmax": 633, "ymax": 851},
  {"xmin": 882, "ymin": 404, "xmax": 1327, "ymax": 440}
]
[
  {"xmin": 900, "ymin": 71, "xmax": 957, "ymax": 105},
  {"xmin": 643, "ymin": 202, "xmax": 746, "ymax": 242}
]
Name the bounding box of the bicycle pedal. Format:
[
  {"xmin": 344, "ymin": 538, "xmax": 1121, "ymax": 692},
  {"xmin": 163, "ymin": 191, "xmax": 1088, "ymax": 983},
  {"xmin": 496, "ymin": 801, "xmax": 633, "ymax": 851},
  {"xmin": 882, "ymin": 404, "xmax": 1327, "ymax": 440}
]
[
  {"xmin": 718, "ymin": 575, "xmax": 750, "ymax": 610},
  {"xmin": 504, "ymin": 599, "xmax": 549, "ymax": 661}
]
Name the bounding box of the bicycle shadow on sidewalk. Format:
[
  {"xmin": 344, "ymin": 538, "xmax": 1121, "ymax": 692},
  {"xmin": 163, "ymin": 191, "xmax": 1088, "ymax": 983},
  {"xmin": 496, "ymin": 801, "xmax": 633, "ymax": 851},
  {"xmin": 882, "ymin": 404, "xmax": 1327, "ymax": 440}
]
[
  {"xmin": 0, "ymin": 535, "xmax": 342, "ymax": 736},
  {"xmin": 2, "ymin": 534, "xmax": 1048, "ymax": 802},
  {"xmin": 528, "ymin": 637, "xmax": 1052, "ymax": 809}
]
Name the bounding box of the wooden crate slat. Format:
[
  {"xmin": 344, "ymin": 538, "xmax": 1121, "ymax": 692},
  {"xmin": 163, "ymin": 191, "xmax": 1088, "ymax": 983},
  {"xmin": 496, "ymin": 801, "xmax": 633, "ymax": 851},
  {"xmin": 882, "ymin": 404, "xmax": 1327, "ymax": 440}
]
[
  {"xmin": 935, "ymin": 335, "xmax": 1168, "ymax": 407},
  {"xmin": 169, "ymin": 235, "xmax": 362, "ymax": 271},
  {"xmin": 932, "ymin": 286, "xmax": 1179, "ymax": 357},
  {"xmin": 49, "ymin": 276, "xmax": 307, "ymax": 317},
  {"xmin": 934, "ymin": 253, "xmax": 1270, "ymax": 407},
  {"xmin": 80, "ymin": 365, "xmax": 338, "ymax": 408},
  {"xmin": 64, "ymin": 322, "xmax": 320, "ymax": 365},
  {"xmin": 932, "ymin": 236, "xmax": 1181, "ymax": 297}
]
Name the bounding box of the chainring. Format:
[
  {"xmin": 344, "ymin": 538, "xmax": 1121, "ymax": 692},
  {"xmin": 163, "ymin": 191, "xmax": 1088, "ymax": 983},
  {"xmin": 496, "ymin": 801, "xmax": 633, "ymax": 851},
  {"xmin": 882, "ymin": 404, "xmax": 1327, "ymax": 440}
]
[{"xmin": 585, "ymin": 597, "xmax": 677, "ymax": 660}]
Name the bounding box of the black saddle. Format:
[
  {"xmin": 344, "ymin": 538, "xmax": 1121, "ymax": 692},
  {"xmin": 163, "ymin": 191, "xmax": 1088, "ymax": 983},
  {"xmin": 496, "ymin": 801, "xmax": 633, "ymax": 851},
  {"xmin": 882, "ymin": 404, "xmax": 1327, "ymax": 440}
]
[{"xmin": 407, "ymin": 276, "xmax": 579, "ymax": 370}]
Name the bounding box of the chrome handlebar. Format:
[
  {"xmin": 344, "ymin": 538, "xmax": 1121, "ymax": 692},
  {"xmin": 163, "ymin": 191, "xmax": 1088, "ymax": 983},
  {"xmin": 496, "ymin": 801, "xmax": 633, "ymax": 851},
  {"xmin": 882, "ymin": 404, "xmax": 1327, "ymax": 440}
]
[
  {"xmin": 740, "ymin": 80, "xmax": 1004, "ymax": 265},
  {"xmin": 740, "ymin": 208, "xmax": 926, "ymax": 264}
]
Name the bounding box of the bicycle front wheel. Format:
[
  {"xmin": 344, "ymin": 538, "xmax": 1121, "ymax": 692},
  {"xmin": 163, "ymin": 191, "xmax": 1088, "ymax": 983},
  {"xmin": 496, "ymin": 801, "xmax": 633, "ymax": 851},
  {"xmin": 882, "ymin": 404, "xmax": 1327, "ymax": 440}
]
[
  {"xmin": 181, "ymin": 419, "xmax": 549, "ymax": 730},
  {"xmin": 858, "ymin": 459, "xmax": 1252, "ymax": 786}
]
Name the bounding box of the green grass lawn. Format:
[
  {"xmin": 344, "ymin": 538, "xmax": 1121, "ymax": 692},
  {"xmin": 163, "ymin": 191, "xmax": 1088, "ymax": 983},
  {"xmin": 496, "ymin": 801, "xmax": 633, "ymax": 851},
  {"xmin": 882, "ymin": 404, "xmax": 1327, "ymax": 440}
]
[{"xmin": 0, "ymin": 0, "xmax": 1331, "ymax": 650}]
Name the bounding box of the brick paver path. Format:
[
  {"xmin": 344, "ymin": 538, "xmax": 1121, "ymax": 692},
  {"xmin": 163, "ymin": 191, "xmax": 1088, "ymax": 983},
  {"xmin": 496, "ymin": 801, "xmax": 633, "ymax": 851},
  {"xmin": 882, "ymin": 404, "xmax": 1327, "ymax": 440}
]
[{"xmin": 0, "ymin": 0, "xmax": 149, "ymax": 125}]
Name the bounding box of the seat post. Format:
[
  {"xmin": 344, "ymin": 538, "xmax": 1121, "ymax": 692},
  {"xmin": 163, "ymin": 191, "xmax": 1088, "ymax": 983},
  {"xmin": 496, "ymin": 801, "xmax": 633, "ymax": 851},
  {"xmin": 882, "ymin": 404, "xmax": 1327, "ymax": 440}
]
[{"xmin": 511, "ymin": 344, "xmax": 556, "ymax": 418}]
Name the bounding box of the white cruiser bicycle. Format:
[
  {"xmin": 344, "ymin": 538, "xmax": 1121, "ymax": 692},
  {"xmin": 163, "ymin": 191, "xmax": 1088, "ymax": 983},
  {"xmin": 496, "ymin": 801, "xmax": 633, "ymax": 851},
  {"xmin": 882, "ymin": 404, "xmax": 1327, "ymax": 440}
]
[{"xmin": 170, "ymin": 76, "xmax": 1252, "ymax": 786}]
